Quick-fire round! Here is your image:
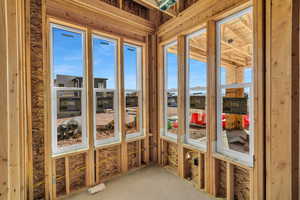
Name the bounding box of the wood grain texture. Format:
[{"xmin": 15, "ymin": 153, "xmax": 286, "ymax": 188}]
[{"xmin": 266, "ymin": 0, "xmax": 299, "ymax": 199}]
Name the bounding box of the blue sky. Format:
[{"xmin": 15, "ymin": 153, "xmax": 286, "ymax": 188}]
[
  {"xmin": 53, "ymin": 27, "xmax": 138, "ymax": 90},
  {"xmin": 53, "ymin": 27, "xmax": 252, "ymax": 91},
  {"xmin": 52, "ymin": 27, "xmax": 84, "ymax": 78}
]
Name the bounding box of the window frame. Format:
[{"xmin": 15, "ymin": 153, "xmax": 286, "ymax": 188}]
[
  {"xmin": 123, "ymin": 43, "xmax": 144, "ymax": 140},
  {"xmin": 50, "ymin": 23, "xmax": 88, "ymax": 155},
  {"xmin": 185, "ymin": 28, "xmax": 208, "ymax": 151},
  {"xmin": 163, "ymin": 40, "xmax": 179, "ymax": 141},
  {"xmin": 92, "ymin": 34, "xmax": 121, "ymax": 146},
  {"xmin": 215, "ymin": 7, "xmax": 254, "ymax": 166}
]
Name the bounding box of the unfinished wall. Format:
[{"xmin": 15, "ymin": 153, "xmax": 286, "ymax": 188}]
[
  {"xmin": 29, "ymin": 0, "xmax": 46, "ymax": 199},
  {"xmin": 96, "ymin": 145, "xmax": 121, "ymax": 183}
]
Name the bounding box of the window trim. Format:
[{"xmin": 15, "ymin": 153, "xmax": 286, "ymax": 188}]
[
  {"xmin": 92, "ymin": 34, "xmax": 121, "ymax": 146},
  {"xmin": 50, "ymin": 23, "xmax": 88, "ymax": 155},
  {"xmin": 123, "ymin": 43, "xmax": 144, "ymax": 140},
  {"xmin": 185, "ymin": 28, "xmax": 208, "ymax": 151},
  {"xmin": 215, "ymin": 7, "xmax": 254, "ymax": 166},
  {"xmin": 163, "ymin": 40, "xmax": 178, "ymax": 141}
]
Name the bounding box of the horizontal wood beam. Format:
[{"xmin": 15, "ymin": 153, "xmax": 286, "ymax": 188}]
[
  {"xmin": 47, "ymin": 0, "xmax": 147, "ymax": 42},
  {"xmin": 59, "ymin": 0, "xmax": 155, "ymax": 34}
]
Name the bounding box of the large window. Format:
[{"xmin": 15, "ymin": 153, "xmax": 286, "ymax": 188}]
[
  {"xmin": 164, "ymin": 41, "xmax": 178, "ymax": 140},
  {"xmin": 123, "ymin": 43, "xmax": 143, "ymax": 139},
  {"xmin": 186, "ymin": 29, "xmax": 207, "ymax": 149},
  {"xmin": 216, "ymin": 7, "xmax": 254, "ymax": 164},
  {"xmin": 50, "ymin": 24, "xmax": 87, "ymax": 154},
  {"xmin": 92, "ymin": 34, "xmax": 119, "ymax": 146}
]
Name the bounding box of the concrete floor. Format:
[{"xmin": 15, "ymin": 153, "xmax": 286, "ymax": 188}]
[{"xmin": 64, "ymin": 166, "xmax": 215, "ymax": 200}]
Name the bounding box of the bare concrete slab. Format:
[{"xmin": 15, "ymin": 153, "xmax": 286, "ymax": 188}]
[{"xmin": 64, "ymin": 165, "xmax": 216, "ymax": 200}]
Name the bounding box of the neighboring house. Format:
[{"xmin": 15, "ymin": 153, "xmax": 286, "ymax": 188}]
[{"xmin": 55, "ymin": 74, "xmax": 108, "ymax": 117}]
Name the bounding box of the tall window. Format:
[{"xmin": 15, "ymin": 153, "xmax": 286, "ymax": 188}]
[
  {"xmin": 164, "ymin": 41, "xmax": 178, "ymax": 140},
  {"xmin": 50, "ymin": 24, "xmax": 87, "ymax": 154},
  {"xmin": 92, "ymin": 35, "xmax": 119, "ymax": 146},
  {"xmin": 216, "ymin": 7, "xmax": 254, "ymax": 165},
  {"xmin": 186, "ymin": 29, "xmax": 207, "ymax": 149},
  {"xmin": 123, "ymin": 43, "xmax": 143, "ymax": 139}
]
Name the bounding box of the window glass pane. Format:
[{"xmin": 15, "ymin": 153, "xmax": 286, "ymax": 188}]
[
  {"xmin": 124, "ymin": 45, "xmax": 142, "ymax": 135},
  {"xmin": 52, "ymin": 27, "xmax": 84, "ymax": 88},
  {"xmin": 51, "ymin": 24, "xmax": 87, "ymax": 154},
  {"xmin": 165, "ymin": 42, "xmax": 178, "ymax": 137},
  {"xmin": 217, "ymin": 9, "xmax": 253, "ymax": 159},
  {"xmin": 92, "ymin": 36, "xmax": 118, "ymax": 144},
  {"xmin": 93, "ymin": 37, "xmax": 116, "ymax": 89},
  {"xmin": 220, "ymin": 87, "xmax": 251, "ymax": 154},
  {"xmin": 95, "ymin": 91, "xmax": 116, "ymax": 140},
  {"xmin": 56, "ymin": 90, "xmax": 83, "ymax": 148},
  {"xmin": 187, "ymin": 30, "xmax": 207, "ymax": 147}
]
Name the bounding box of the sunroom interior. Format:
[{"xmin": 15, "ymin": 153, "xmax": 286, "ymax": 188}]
[{"xmin": 1, "ymin": 0, "xmax": 300, "ymax": 200}]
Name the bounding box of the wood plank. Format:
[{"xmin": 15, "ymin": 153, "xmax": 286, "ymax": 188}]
[
  {"xmin": 46, "ymin": 0, "xmax": 147, "ymax": 42},
  {"xmin": 177, "ymin": 35, "xmax": 186, "ymax": 178},
  {"xmin": 0, "ymin": 0, "xmax": 27, "ymax": 199},
  {"xmin": 207, "ymin": 20, "xmax": 216, "ymax": 195},
  {"xmin": 65, "ymin": 157, "xmax": 70, "ymax": 195},
  {"xmin": 86, "ymin": 29, "xmax": 95, "ymax": 187},
  {"xmin": 266, "ymin": 0, "xmax": 299, "ymax": 199},
  {"xmin": 119, "ymin": 38, "xmax": 128, "ymax": 173},
  {"xmin": 252, "ymin": 0, "xmax": 265, "ymax": 199},
  {"xmin": 60, "ymin": 0, "xmax": 155, "ymax": 32},
  {"xmin": 226, "ymin": 163, "xmax": 234, "ymax": 200}
]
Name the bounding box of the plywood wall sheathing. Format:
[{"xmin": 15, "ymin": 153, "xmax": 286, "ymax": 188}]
[
  {"xmin": 29, "ymin": 0, "xmax": 47, "ymax": 199},
  {"xmin": 96, "ymin": 145, "xmax": 122, "ymax": 183},
  {"xmin": 55, "ymin": 158, "xmax": 66, "ymax": 198},
  {"xmin": 216, "ymin": 159, "xmax": 227, "ymax": 198},
  {"xmin": 69, "ymin": 153, "xmax": 87, "ymax": 192},
  {"xmin": 234, "ymin": 166, "xmax": 250, "ymax": 200},
  {"xmin": 161, "ymin": 140, "xmax": 179, "ymax": 173},
  {"xmin": 123, "ymin": 0, "xmax": 149, "ymax": 20},
  {"xmin": 128, "ymin": 141, "xmax": 141, "ymax": 170}
]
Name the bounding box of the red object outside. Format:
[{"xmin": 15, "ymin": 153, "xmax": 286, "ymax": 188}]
[
  {"xmin": 190, "ymin": 113, "xmax": 206, "ymax": 126},
  {"xmin": 173, "ymin": 121, "xmax": 178, "ymax": 128},
  {"xmin": 222, "ymin": 113, "xmax": 250, "ymax": 129}
]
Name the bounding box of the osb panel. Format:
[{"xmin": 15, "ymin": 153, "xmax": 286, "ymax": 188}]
[
  {"xmin": 30, "ymin": 0, "xmax": 46, "ymax": 199},
  {"xmin": 128, "ymin": 141, "xmax": 140, "ymax": 170},
  {"xmin": 234, "ymin": 166, "xmax": 250, "ymax": 200},
  {"xmin": 55, "ymin": 158, "xmax": 66, "ymax": 197},
  {"xmin": 167, "ymin": 142, "xmax": 178, "ymax": 170},
  {"xmin": 123, "ymin": 0, "xmax": 149, "ymax": 20},
  {"xmin": 69, "ymin": 153, "xmax": 87, "ymax": 192},
  {"xmin": 99, "ymin": 0, "xmax": 119, "ymax": 7},
  {"xmin": 217, "ymin": 160, "xmax": 227, "ymax": 198},
  {"xmin": 183, "ymin": 0, "xmax": 198, "ymax": 10},
  {"xmin": 98, "ymin": 145, "xmax": 121, "ymax": 180}
]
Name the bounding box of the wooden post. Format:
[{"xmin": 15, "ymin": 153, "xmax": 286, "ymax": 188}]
[
  {"xmin": 119, "ymin": 38, "xmax": 128, "ymax": 173},
  {"xmin": 266, "ymin": 0, "xmax": 299, "ymax": 199},
  {"xmin": 207, "ymin": 20, "xmax": 216, "ymax": 195},
  {"xmin": 252, "ymin": 0, "xmax": 265, "ymax": 199},
  {"xmin": 177, "ymin": 35, "xmax": 186, "ymax": 178},
  {"xmin": 87, "ymin": 29, "xmax": 95, "ymax": 186},
  {"xmin": 0, "ymin": 0, "xmax": 27, "ymax": 199}
]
